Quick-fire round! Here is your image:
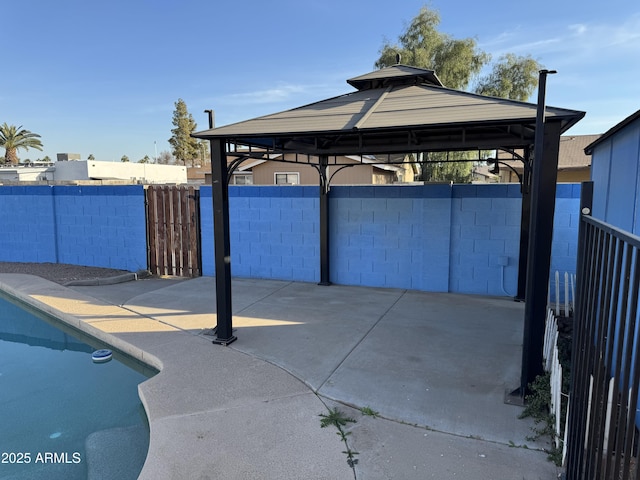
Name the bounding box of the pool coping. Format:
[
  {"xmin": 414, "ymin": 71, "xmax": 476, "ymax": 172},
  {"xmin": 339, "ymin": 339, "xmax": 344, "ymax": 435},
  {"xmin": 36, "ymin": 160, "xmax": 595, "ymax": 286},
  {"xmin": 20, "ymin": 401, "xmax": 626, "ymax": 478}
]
[{"xmin": 0, "ymin": 274, "xmax": 353, "ymax": 480}]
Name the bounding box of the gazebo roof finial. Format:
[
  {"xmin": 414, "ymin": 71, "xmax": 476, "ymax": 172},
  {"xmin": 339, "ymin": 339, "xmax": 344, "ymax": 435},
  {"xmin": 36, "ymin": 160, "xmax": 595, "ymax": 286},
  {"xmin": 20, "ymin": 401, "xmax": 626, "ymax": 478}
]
[{"xmin": 347, "ymin": 64, "xmax": 443, "ymax": 90}]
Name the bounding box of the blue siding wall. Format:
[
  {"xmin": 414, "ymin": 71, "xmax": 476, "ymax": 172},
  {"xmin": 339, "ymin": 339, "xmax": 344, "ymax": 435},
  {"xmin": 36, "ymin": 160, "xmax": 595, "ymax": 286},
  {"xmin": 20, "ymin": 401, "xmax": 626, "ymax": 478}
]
[
  {"xmin": 0, "ymin": 185, "xmax": 147, "ymax": 271},
  {"xmin": 590, "ymin": 118, "xmax": 640, "ymax": 234},
  {"xmin": 200, "ymin": 184, "xmax": 580, "ymax": 297}
]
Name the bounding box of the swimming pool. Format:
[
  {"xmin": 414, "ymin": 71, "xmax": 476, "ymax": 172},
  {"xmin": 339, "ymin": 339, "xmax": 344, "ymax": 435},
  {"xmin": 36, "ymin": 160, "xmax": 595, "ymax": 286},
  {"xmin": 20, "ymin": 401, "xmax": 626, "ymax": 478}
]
[{"xmin": 0, "ymin": 293, "xmax": 156, "ymax": 480}]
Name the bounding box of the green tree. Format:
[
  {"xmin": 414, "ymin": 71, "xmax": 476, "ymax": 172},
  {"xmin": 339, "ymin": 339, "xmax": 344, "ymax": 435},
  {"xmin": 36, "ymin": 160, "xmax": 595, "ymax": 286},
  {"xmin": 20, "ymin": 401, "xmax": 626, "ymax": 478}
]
[
  {"xmin": 375, "ymin": 5, "xmax": 542, "ymax": 182},
  {"xmin": 169, "ymin": 98, "xmax": 199, "ymax": 166},
  {"xmin": 421, "ymin": 151, "xmax": 475, "ymax": 183},
  {"xmin": 375, "ymin": 6, "xmax": 489, "ymax": 90},
  {"xmin": 376, "ymin": 5, "xmax": 541, "ymax": 97},
  {"xmin": 197, "ymin": 139, "xmax": 210, "ymax": 165},
  {"xmin": 0, "ymin": 123, "xmax": 43, "ymax": 165},
  {"xmin": 121, "ymin": 155, "xmax": 130, "ymax": 163},
  {"xmin": 474, "ymin": 53, "xmax": 541, "ymax": 101},
  {"xmin": 138, "ymin": 155, "xmax": 150, "ymax": 163}
]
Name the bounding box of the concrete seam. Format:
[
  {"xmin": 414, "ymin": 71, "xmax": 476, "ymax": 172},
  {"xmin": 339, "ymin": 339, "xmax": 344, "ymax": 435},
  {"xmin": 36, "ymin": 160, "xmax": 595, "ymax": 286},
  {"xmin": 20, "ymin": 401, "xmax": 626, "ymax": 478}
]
[
  {"xmin": 233, "ymin": 281, "xmax": 294, "ymax": 315},
  {"xmin": 149, "ymin": 391, "xmax": 315, "ymax": 422},
  {"xmin": 315, "ymin": 289, "xmax": 408, "ymax": 393}
]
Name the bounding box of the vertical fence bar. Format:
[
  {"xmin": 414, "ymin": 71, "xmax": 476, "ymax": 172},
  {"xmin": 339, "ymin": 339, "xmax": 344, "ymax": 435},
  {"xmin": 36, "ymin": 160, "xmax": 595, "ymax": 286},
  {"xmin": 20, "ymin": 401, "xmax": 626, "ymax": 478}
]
[
  {"xmin": 592, "ymin": 231, "xmax": 616, "ymax": 479},
  {"xmin": 605, "ymin": 238, "xmax": 624, "ymax": 478},
  {"xmin": 584, "ymin": 229, "xmax": 609, "ymax": 479},
  {"xmin": 618, "ymin": 247, "xmax": 639, "ymax": 480},
  {"xmin": 567, "ymin": 181, "xmax": 593, "ymax": 478}
]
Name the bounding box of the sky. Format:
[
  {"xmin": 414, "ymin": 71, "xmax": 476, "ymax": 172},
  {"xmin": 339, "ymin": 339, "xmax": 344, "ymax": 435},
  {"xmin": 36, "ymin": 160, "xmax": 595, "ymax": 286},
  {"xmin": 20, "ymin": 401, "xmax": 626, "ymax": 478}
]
[{"xmin": 2, "ymin": 0, "xmax": 639, "ymax": 163}]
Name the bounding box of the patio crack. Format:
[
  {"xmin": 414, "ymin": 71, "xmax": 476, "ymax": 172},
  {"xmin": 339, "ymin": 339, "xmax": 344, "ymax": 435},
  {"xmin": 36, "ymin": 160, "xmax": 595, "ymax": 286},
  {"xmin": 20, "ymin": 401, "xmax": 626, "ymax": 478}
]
[{"xmin": 316, "ymin": 289, "xmax": 408, "ymax": 393}]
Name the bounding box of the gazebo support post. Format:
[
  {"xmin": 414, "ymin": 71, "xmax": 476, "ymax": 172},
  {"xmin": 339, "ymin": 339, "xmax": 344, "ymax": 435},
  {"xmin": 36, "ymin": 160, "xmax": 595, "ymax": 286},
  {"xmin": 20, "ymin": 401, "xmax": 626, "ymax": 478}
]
[
  {"xmin": 210, "ymin": 138, "xmax": 236, "ymax": 345},
  {"xmin": 319, "ymin": 154, "xmax": 331, "ymax": 285},
  {"xmin": 516, "ymin": 146, "xmax": 532, "ymax": 302},
  {"xmin": 519, "ymin": 70, "xmax": 561, "ymax": 397}
]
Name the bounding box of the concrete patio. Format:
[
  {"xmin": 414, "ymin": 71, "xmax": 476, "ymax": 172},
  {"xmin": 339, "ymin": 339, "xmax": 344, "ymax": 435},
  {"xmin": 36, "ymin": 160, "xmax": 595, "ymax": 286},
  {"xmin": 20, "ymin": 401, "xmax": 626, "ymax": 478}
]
[{"xmin": 0, "ymin": 274, "xmax": 560, "ymax": 479}]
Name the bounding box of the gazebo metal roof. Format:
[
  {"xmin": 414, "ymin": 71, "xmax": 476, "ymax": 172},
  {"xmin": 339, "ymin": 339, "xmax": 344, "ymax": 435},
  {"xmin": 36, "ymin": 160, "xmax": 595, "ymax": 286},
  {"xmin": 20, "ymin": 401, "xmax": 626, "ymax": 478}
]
[
  {"xmin": 193, "ymin": 64, "xmax": 585, "ymax": 399},
  {"xmin": 193, "ymin": 64, "xmax": 584, "ymax": 157}
]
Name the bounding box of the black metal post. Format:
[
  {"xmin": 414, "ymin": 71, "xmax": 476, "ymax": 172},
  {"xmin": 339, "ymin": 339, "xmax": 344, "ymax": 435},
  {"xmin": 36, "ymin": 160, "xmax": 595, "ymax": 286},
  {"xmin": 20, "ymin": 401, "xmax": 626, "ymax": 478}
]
[
  {"xmin": 319, "ymin": 154, "xmax": 331, "ymax": 285},
  {"xmin": 210, "ymin": 138, "xmax": 236, "ymax": 345},
  {"xmin": 204, "ymin": 109, "xmax": 215, "ymax": 129},
  {"xmin": 516, "ymin": 147, "xmax": 532, "ymax": 301},
  {"xmin": 520, "ymin": 69, "xmax": 560, "ymax": 396}
]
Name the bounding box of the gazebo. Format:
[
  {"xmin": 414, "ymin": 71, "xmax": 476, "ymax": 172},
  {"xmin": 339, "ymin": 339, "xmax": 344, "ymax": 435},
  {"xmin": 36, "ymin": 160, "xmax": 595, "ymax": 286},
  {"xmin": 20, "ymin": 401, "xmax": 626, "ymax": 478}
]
[{"xmin": 193, "ymin": 64, "xmax": 585, "ymax": 394}]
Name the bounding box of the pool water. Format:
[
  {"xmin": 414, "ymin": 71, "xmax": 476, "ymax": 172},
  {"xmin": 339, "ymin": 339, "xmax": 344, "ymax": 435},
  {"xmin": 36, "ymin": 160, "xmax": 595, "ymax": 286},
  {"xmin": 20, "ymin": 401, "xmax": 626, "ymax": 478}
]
[{"xmin": 0, "ymin": 294, "xmax": 156, "ymax": 480}]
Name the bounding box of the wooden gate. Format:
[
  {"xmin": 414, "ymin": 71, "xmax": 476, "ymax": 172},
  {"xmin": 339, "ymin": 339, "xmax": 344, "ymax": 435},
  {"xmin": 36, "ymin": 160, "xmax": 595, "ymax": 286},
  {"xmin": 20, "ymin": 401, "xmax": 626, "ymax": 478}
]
[{"xmin": 145, "ymin": 185, "xmax": 202, "ymax": 277}]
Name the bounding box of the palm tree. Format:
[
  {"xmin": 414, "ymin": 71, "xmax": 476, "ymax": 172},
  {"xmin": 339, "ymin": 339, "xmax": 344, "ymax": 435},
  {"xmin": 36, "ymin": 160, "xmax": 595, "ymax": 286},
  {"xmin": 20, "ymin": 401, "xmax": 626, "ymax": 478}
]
[{"xmin": 0, "ymin": 123, "xmax": 43, "ymax": 165}]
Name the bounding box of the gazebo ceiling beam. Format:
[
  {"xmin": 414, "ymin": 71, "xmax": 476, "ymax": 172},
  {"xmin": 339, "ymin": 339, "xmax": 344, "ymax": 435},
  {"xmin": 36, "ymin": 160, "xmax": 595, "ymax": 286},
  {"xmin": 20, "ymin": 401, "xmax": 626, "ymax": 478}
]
[
  {"xmin": 231, "ymin": 138, "xmax": 535, "ymax": 157},
  {"xmin": 223, "ymin": 125, "xmax": 540, "ymax": 157}
]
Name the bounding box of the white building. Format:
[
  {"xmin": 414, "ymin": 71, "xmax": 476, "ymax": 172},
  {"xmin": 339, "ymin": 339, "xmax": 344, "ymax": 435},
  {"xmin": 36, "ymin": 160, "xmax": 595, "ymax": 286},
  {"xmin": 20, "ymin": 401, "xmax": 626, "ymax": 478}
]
[
  {"xmin": 54, "ymin": 160, "xmax": 187, "ymax": 184},
  {"xmin": 0, "ymin": 160, "xmax": 187, "ymax": 185}
]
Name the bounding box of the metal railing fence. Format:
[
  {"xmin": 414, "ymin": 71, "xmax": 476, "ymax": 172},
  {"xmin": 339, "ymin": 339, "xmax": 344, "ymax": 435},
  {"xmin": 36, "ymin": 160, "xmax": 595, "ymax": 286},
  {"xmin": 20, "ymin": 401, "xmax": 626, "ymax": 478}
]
[{"xmin": 566, "ymin": 212, "xmax": 640, "ymax": 479}]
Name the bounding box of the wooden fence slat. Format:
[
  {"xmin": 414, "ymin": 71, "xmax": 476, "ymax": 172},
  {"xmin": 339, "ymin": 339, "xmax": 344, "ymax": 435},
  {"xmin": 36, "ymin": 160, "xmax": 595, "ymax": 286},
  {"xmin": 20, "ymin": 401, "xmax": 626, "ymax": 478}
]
[
  {"xmin": 145, "ymin": 185, "xmax": 202, "ymax": 278},
  {"xmin": 180, "ymin": 187, "xmax": 189, "ymax": 277},
  {"xmin": 164, "ymin": 186, "xmax": 174, "ymax": 275},
  {"xmin": 190, "ymin": 187, "xmax": 202, "ymax": 276},
  {"xmin": 146, "ymin": 187, "xmax": 158, "ymax": 275}
]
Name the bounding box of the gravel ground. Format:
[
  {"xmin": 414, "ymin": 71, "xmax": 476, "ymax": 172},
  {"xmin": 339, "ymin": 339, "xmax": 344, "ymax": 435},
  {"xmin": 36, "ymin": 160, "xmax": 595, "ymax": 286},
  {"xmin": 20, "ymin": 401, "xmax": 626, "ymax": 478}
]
[{"xmin": 0, "ymin": 262, "xmax": 131, "ymax": 285}]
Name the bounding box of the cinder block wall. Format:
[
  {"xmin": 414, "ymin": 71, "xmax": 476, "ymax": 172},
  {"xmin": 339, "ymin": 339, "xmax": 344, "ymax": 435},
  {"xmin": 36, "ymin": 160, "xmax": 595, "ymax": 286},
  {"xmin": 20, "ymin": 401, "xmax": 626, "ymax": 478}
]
[
  {"xmin": 329, "ymin": 185, "xmax": 451, "ymax": 291},
  {"xmin": 0, "ymin": 186, "xmax": 57, "ymax": 262},
  {"xmin": 200, "ymin": 186, "xmax": 320, "ymax": 281},
  {"xmin": 551, "ymin": 184, "xmax": 583, "ymax": 275},
  {"xmin": 53, "ymin": 186, "xmax": 147, "ymax": 270},
  {"xmin": 449, "ymin": 184, "xmax": 523, "ymax": 295},
  {"xmin": 0, "ymin": 185, "xmax": 147, "ymax": 271},
  {"xmin": 0, "ymin": 184, "xmax": 580, "ymax": 295},
  {"xmin": 200, "ymin": 184, "xmax": 581, "ymax": 297}
]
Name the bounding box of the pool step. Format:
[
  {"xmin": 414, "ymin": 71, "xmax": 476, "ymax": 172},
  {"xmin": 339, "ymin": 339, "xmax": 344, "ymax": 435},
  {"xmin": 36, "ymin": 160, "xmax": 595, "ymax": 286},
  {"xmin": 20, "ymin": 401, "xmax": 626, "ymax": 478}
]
[{"xmin": 85, "ymin": 424, "xmax": 149, "ymax": 480}]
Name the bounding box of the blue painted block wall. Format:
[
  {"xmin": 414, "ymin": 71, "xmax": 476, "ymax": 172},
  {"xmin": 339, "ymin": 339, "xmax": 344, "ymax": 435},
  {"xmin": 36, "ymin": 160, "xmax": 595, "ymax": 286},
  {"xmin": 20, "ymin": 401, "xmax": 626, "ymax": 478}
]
[
  {"xmin": 0, "ymin": 185, "xmax": 147, "ymax": 271},
  {"xmin": 551, "ymin": 184, "xmax": 583, "ymax": 275},
  {"xmin": 1, "ymin": 183, "xmax": 579, "ymax": 296},
  {"xmin": 449, "ymin": 184, "xmax": 523, "ymax": 295},
  {"xmin": 200, "ymin": 186, "xmax": 320, "ymax": 282},
  {"xmin": 0, "ymin": 186, "xmax": 57, "ymax": 262},
  {"xmin": 199, "ymin": 184, "xmax": 581, "ymax": 298},
  {"xmin": 330, "ymin": 185, "xmax": 451, "ymax": 291},
  {"xmin": 52, "ymin": 186, "xmax": 147, "ymax": 271}
]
